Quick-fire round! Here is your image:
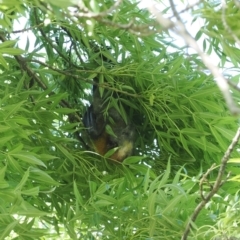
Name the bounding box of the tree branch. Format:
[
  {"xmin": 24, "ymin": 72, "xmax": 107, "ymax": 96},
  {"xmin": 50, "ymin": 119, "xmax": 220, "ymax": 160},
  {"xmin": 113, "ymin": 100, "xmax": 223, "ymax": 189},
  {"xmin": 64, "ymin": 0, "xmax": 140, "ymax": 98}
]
[
  {"xmin": 181, "ymin": 127, "xmax": 240, "ymax": 240},
  {"xmin": 145, "ymin": 0, "xmax": 240, "ymax": 114},
  {"xmin": 169, "ymin": 1, "xmax": 201, "ymax": 19},
  {"xmin": 30, "ymin": 59, "xmax": 140, "ymax": 98},
  {"xmin": 12, "ymin": 23, "xmax": 44, "ymax": 34}
]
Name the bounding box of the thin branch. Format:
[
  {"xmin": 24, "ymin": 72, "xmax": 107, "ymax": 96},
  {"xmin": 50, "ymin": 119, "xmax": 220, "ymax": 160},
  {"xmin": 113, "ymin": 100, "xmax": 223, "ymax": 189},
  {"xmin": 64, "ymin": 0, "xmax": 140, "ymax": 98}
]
[
  {"xmin": 181, "ymin": 127, "xmax": 240, "ymax": 240},
  {"xmin": 169, "ymin": 0, "xmax": 182, "ymax": 22},
  {"xmin": 170, "ymin": 0, "xmax": 202, "ymax": 18},
  {"xmin": 12, "ymin": 23, "xmax": 44, "ymax": 34},
  {"xmin": 30, "ymin": 59, "xmax": 141, "ymax": 98},
  {"xmin": 226, "ymin": 78, "xmax": 240, "ymax": 91},
  {"xmin": 199, "ymin": 163, "xmax": 216, "ymax": 200},
  {"xmin": 33, "ymin": 9, "xmax": 81, "ymax": 70}
]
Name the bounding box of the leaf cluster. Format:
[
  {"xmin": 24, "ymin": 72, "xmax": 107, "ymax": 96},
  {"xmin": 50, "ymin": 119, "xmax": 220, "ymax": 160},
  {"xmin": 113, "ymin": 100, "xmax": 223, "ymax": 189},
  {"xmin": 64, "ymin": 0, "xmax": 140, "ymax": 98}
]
[{"xmin": 0, "ymin": 0, "xmax": 240, "ymax": 239}]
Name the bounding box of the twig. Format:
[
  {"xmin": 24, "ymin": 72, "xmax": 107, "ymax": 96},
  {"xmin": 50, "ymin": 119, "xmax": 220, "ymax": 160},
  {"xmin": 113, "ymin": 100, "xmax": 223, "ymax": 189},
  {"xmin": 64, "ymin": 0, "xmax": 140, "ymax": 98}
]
[
  {"xmin": 170, "ymin": 0, "xmax": 202, "ymax": 18},
  {"xmin": 181, "ymin": 127, "xmax": 240, "ymax": 240},
  {"xmin": 199, "ymin": 163, "xmax": 215, "ymax": 200},
  {"xmin": 169, "ymin": 0, "xmax": 182, "ymax": 22},
  {"xmin": 30, "ymin": 59, "xmax": 140, "ymax": 98},
  {"xmin": 12, "ymin": 23, "xmax": 44, "ymax": 34},
  {"xmin": 226, "ymin": 78, "xmax": 240, "ymax": 92},
  {"xmin": 32, "ymin": 9, "xmax": 81, "ymax": 70}
]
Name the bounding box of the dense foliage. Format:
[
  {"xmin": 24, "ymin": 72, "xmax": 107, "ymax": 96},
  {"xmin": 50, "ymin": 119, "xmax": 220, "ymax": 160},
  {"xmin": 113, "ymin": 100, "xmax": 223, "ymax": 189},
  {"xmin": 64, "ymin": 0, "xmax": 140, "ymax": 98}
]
[{"xmin": 0, "ymin": 0, "xmax": 240, "ymax": 239}]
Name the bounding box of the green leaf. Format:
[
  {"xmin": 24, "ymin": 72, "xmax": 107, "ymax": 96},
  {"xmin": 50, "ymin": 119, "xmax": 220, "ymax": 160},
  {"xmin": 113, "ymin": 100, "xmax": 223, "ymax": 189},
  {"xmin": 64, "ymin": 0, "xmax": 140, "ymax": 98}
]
[
  {"xmin": 94, "ymin": 199, "xmax": 113, "ymax": 207},
  {"xmin": 11, "ymin": 153, "xmax": 47, "ymax": 168},
  {"xmin": 104, "ymin": 146, "xmax": 117, "ymax": 158},
  {"xmin": 0, "ymin": 53, "xmax": 8, "ymax": 69},
  {"xmin": 180, "ymin": 128, "xmax": 209, "ymax": 137},
  {"xmin": 180, "ymin": 133, "xmax": 194, "ymax": 158},
  {"xmin": 89, "ymin": 181, "xmax": 97, "ymax": 197},
  {"xmin": 195, "ymin": 29, "xmax": 203, "ymax": 40},
  {"xmin": 228, "ymin": 158, "xmax": 240, "ymax": 164},
  {"xmin": 105, "ymin": 124, "xmax": 117, "ymax": 138},
  {"xmin": 73, "ymin": 181, "xmax": 84, "ymax": 207},
  {"xmin": 99, "ymin": 73, "xmax": 104, "ymax": 97},
  {"xmin": 21, "ymin": 187, "xmax": 39, "ymax": 196},
  {"xmin": 0, "ymin": 125, "xmax": 10, "ymax": 132},
  {"xmin": 0, "ymin": 166, "xmax": 8, "ymax": 189},
  {"xmin": 29, "ymin": 167, "xmax": 59, "ymax": 186},
  {"xmin": 55, "ymin": 143, "xmax": 76, "ymax": 164},
  {"xmin": 3, "ymin": 101, "xmax": 25, "ymax": 119},
  {"xmin": 187, "ymin": 136, "xmax": 207, "ymax": 151},
  {"xmin": 14, "ymin": 201, "xmax": 47, "ymax": 217},
  {"xmin": 123, "ymin": 155, "xmax": 145, "ymax": 164},
  {"xmin": 159, "ymin": 159, "xmax": 171, "ymax": 187},
  {"xmin": 15, "ymin": 72, "xmax": 27, "ymax": 93},
  {"xmin": 214, "ymin": 125, "xmax": 236, "ymax": 141},
  {"xmin": 210, "ymin": 125, "xmax": 228, "ymax": 151},
  {"xmin": 0, "ymin": 220, "xmax": 18, "ymax": 240},
  {"xmin": 15, "ymin": 169, "xmax": 29, "ymax": 191},
  {"xmin": 0, "ymin": 48, "xmax": 25, "ymax": 55},
  {"xmin": 149, "ymin": 93, "xmax": 155, "ymax": 106},
  {"xmin": 96, "ymin": 194, "xmax": 117, "ymax": 204},
  {"xmin": 54, "ymin": 108, "xmax": 77, "ymax": 114},
  {"xmin": 7, "ymin": 155, "xmax": 24, "ymax": 174},
  {"xmin": 148, "ymin": 191, "xmax": 157, "ymax": 216},
  {"xmin": 0, "ymin": 40, "xmax": 16, "ymax": 48},
  {"xmin": 0, "ymin": 135, "xmax": 14, "ymax": 145}
]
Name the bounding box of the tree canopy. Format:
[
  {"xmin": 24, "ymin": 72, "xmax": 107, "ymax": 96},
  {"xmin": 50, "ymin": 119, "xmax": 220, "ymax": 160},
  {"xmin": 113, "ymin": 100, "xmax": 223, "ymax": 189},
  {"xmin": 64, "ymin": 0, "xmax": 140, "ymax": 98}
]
[{"xmin": 1, "ymin": 0, "xmax": 240, "ymax": 239}]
